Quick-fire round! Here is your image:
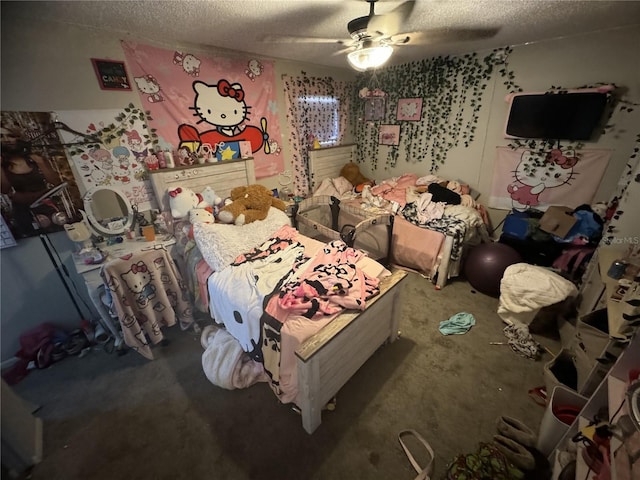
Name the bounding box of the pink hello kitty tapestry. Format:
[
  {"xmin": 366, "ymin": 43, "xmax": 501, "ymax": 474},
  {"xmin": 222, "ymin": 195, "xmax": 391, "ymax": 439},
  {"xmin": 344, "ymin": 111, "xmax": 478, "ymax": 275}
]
[
  {"xmin": 489, "ymin": 146, "xmax": 611, "ymax": 211},
  {"xmin": 121, "ymin": 41, "xmax": 283, "ymax": 179}
]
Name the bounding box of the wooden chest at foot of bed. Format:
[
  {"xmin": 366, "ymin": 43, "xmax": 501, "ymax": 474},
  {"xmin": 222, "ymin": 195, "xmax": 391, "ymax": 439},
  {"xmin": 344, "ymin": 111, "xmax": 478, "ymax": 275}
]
[{"xmin": 295, "ymin": 268, "xmax": 408, "ymax": 433}]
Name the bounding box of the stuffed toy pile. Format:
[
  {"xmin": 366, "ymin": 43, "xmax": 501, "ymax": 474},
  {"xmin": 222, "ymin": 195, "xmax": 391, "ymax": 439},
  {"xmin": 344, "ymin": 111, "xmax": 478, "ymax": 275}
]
[
  {"xmin": 218, "ymin": 184, "xmax": 287, "ymax": 225},
  {"xmin": 168, "ymin": 184, "xmax": 287, "ymax": 228},
  {"xmin": 168, "ymin": 185, "xmax": 225, "ymax": 239}
]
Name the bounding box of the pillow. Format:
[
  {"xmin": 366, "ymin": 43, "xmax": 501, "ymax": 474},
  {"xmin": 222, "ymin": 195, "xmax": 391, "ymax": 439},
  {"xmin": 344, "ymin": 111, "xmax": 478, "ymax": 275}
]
[
  {"xmin": 314, "ymin": 176, "xmax": 356, "ymax": 198},
  {"xmin": 193, "ymin": 207, "xmax": 290, "ymax": 272}
]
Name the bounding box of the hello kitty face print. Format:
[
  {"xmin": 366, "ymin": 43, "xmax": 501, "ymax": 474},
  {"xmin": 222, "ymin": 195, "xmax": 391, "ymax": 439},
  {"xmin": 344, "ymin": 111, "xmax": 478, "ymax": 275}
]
[
  {"xmin": 177, "ymin": 79, "xmax": 268, "ymax": 155},
  {"xmin": 173, "ymin": 51, "xmax": 201, "ymax": 77},
  {"xmin": 121, "ymin": 261, "xmax": 156, "ymax": 308},
  {"xmin": 507, "ymin": 149, "xmax": 578, "ymax": 210},
  {"xmin": 245, "ymin": 59, "xmax": 263, "ymax": 81},
  {"xmin": 134, "ymin": 74, "xmax": 164, "ymax": 103},
  {"xmin": 192, "ymin": 80, "xmax": 248, "ymax": 135}
]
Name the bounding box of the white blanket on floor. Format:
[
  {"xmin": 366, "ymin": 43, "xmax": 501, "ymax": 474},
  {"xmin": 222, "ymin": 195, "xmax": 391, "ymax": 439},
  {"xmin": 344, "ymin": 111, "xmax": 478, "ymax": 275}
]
[
  {"xmin": 201, "ymin": 326, "xmax": 266, "ymax": 390},
  {"xmin": 498, "ymin": 263, "xmax": 578, "ymax": 326}
]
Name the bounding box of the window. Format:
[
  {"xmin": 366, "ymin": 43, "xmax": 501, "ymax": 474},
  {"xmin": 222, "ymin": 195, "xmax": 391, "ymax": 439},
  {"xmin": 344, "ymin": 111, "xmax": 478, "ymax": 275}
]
[{"xmin": 297, "ymin": 95, "xmax": 340, "ymax": 147}]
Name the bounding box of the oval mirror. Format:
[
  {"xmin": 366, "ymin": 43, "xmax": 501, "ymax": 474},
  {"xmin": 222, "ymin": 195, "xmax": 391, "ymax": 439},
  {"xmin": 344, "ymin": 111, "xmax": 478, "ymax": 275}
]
[{"xmin": 82, "ymin": 186, "xmax": 132, "ymax": 236}]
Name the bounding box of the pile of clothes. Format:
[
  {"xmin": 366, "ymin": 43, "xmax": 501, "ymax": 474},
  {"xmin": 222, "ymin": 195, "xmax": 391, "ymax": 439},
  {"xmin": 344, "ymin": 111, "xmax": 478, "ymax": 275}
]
[{"xmin": 2, "ymin": 322, "xmax": 90, "ymax": 385}]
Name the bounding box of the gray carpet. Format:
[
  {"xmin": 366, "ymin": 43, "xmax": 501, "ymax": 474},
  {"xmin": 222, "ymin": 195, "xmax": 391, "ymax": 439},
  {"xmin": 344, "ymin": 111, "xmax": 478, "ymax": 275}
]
[{"xmin": 11, "ymin": 272, "xmax": 561, "ymax": 480}]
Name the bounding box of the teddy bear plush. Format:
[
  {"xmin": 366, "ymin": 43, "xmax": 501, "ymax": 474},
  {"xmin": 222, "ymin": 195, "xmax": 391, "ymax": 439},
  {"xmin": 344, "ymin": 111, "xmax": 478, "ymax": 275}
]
[
  {"xmin": 340, "ymin": 162, "xmax": 372, "ymax": 191},
  {"xmin": 168, "ymin": 186, "xmax": 201, "ymax": 219},
  {"xmin": 218, "ymin": 184, "xmax": 287, "ymax": 225}
]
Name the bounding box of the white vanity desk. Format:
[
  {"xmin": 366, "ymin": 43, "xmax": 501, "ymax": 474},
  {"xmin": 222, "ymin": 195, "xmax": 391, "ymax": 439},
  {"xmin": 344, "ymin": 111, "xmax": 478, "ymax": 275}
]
[{"xmin": 74, "ymin": 235, "xmax": 176, "ymax": 347}]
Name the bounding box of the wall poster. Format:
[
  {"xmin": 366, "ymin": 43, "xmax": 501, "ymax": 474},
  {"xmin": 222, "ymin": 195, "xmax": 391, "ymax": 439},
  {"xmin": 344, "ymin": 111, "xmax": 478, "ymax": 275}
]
[
  {"xmin": 121, "ymin": 41, "xmax": 284, "ymax": 179},
  {"xmin": 54, "ymin": 107, "xmax": 157, "ymax": 211},
  {"xmin": 0, "ymin": 111, "xmax": 83, "ymax": 239},
  {"xmin": 489, "ymin": 146, "xmax": 611, "ymax": 210},
  {"xmin": 378, "ymin": 124, "xmax": 401, "ymax": 146}
]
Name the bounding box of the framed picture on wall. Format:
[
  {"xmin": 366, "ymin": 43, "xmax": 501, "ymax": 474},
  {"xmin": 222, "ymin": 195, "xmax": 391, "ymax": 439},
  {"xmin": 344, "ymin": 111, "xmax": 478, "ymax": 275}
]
[
  {"xmin": 91, "ymin": 58, "xmax": 132, "ymax": 91},
  {"xmin": 397, "ymin": 98, "xmax": 423, "ymax": 121},
  {"xmin": 364, "ymin": 97, "xmax": 386, "ymax": 121},
  {"xmin": 378, "ymin": 124, "xmax": 400, "ymax": 146}
]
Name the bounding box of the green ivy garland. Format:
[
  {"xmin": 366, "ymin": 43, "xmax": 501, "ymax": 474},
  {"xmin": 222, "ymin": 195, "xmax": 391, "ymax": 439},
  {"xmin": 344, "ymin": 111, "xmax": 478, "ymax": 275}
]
[
  {"xmin": 351, "ymin": 48, "xmax": 510, "ymax": 172},
  {"xmin": 67, "ymin": 103, "xmax": 158, "ymax": 156}
]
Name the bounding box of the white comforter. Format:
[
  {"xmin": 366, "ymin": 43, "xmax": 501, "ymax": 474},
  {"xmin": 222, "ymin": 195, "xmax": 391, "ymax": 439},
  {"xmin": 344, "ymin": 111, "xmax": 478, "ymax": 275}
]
[
  {"xmin": 498, "ymin": 263, "xmax": 578, "ymax": 326},
  {"xmin": 207, "ymin": 241, "xmax": 304, "ymax": 355}
]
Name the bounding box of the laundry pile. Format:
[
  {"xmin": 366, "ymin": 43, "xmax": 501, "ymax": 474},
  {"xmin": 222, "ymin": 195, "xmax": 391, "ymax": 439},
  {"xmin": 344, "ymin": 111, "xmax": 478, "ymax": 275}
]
[{"xmin": 2, "ymin": 322, "xmax": 91, "ymax": 385}]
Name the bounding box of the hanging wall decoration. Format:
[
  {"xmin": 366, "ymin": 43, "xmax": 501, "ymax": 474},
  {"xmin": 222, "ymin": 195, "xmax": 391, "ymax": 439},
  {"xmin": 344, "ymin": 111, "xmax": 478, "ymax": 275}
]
[
  {"xmin": 360, "ymin": 87, "xmax": 387, "ymax": 121},
  {"xmin": 489, "ymin": 146, "xmax": 611, "ymax": 210},
  {"xmin": 602, "ymin": 133, "xmax": 640, "ymax": 246},
  {"xmin": 397, "ymin": 98, "xmax": 423, "ymax": 122},
  {"xmin": 91, "ymin": 58, "xmax": 132, "ymax": 91},
  {"xmin": 0, "ymin": 111, "xmax": 83, "ymax": 239},
  {"xmin": 351, "ymin": 48, "xmax": 512, "ymax": 171},
  {"xmin": 282, "ymin": 73, "xmax": 352, "ymax": 195},
  {"xmin": 378, "ymin": 124, "xmax": 400, "ymax": 146},
  {"xmin": 121, "ymin": 41, "xmax": 283, "ymax": 179},
  {"xmin": 54, "ymin": 107, "xmax": 157, "ymax": 210},
  {"xmin": 364, "ymin": 96, "xmax": 386, "ymax": 121}
]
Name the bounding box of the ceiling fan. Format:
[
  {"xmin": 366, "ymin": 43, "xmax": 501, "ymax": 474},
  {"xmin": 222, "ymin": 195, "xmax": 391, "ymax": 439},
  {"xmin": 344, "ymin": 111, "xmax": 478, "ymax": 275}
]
[{"xmin": 263, "ymin": 0, "xmax": 498, "ymax": 71}]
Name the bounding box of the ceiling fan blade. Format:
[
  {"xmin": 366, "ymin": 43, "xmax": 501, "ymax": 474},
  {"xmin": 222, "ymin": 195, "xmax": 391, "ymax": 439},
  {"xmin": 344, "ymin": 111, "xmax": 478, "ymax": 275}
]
[
  {"xmin": 390, "ymin": 27, "xmax": 500, "ymax": 45},
  {"xmin": 262, "ymin": 34, "xmax": 349, "ymax": 45},
  {"xmin": 332, "ymin": 45, "xmax": 357, "ymax": 57},
  {"xmin": 367, "ymin": 0, "xmax": 415, "ymax": 37}
]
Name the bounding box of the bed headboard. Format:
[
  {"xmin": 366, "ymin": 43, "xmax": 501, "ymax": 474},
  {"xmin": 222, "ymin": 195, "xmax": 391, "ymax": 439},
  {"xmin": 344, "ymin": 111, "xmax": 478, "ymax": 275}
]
[
  {"xmin": 308, "ymin": 144, "xmax": 356, "ymax": 192},
  {"xmin": 148, "ymin": 158, "xmax": 256, "ymax": 212}
]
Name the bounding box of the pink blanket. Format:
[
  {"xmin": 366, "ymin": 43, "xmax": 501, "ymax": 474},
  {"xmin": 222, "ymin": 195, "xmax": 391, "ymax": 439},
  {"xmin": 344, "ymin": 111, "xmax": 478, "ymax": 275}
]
[{"xmin": 371, "ymin": 173, "xmax": 419, "ymax": 207}]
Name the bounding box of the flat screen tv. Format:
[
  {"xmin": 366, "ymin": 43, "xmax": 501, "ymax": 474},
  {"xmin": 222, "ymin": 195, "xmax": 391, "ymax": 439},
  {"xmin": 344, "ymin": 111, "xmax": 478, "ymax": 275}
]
[{"xmin": 505, "ymin": 90, "xmax": 610, "ymax": 141}]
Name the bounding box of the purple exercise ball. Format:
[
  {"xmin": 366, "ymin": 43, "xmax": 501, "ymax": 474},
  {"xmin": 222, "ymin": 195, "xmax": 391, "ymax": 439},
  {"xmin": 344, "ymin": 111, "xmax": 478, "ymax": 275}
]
[{"xmin": 464, "ymin": 242, "xmax": 523, "ymax": 296}]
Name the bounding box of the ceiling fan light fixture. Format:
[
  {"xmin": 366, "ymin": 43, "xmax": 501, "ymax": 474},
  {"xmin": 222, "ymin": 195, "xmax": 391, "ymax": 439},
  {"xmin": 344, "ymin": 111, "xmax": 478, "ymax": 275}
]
[{"xmin": 347, "ymin": 43, "xmax": 393, "ymax": 71}]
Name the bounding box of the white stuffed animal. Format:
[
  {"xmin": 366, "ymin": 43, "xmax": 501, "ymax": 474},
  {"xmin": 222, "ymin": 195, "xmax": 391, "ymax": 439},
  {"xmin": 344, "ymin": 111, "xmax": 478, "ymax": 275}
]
[
  {"xmin": 184, "ymin": 207, "xmax": 215, "ymax": 239},
  {"xmin": 189, "ymin": 207, "xmax": 215, "ymax": 225},
  {"xmin": 168, "ymin": 186, "xmax": 200, "ymax": 219},
  {"xmin": 200, "ymin": 186, "xmax": 222, "ymax": 208}
]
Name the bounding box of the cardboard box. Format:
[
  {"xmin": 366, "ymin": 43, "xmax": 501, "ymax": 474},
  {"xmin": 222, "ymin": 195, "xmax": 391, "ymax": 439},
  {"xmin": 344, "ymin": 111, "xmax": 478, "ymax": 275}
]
[{"xmin": 539, "ymin": 206, "xmax": 576, "ymax": 238}]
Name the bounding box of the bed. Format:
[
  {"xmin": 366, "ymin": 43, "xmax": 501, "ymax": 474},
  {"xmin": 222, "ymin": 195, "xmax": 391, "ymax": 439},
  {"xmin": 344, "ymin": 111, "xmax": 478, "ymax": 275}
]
[
  {"xmin": 148, "ymin": 160, "xmax": 407, "ymax": 434},
  {"xmin": 306, "ymin": 145, "xmax": 490, "ymax": 288}
]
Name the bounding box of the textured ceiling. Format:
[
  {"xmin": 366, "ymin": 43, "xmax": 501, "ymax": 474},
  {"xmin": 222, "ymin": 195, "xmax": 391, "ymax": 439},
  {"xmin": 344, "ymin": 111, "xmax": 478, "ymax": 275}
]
[{"xmin": 4, "ymin": 0, "xmax": 640, "ymax": 71}]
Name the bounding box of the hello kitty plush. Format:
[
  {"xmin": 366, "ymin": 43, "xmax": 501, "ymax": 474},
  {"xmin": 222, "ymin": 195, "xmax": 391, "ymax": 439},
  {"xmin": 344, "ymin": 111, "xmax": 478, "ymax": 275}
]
[
  {"xmin": 168, "ymin": 186, "xmax": 201, "ymax": 219},
  {"xmin": 189, "ymin": 207, "xmax": 215, "ymax": 225},
  {"xmin": 185, "ymin": 207, "xmax": 215, "ymax": 239}
]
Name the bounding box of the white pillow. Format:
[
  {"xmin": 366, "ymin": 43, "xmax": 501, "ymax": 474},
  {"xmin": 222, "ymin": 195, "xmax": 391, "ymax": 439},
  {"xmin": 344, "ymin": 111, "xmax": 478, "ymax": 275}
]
[
  {"xmin": 193, "ymin": 207, "xmax": 290, "ymax": 272},
  {"xmin": 314, "ymin": 176, "xmax": 354, "ymax": 198}
]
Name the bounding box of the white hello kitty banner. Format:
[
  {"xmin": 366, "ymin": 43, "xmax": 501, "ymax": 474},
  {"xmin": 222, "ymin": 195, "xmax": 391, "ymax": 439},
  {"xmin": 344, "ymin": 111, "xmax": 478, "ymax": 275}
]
[
  {"xmin": 55, "ymin": 109, "xmax": 156, "ymax": 210},
  {"xmin": 121, "ymin": 41, "xmax": 284, "ymax": 179},
  {"xmin": 489, "ymin": 146, "xmax": 611, "ymax": 211}
]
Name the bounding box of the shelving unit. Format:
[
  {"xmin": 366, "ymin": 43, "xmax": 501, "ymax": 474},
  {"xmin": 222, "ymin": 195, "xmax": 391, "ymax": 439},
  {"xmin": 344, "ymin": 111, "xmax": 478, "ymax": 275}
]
[{"xmin": 549, "ymin": 333, "xmax": 639, "ymax": 480}]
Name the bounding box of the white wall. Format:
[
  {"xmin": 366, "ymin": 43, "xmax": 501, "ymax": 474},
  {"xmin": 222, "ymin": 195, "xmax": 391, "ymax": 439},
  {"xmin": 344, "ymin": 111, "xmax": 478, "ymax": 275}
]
[
  {"xmin": 0, "ymin": 15, "xmax": 355, "ymax": 360},
  {"xmin": 360, "ymin": 26, "xmax": 640, "ymax": 230}
]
